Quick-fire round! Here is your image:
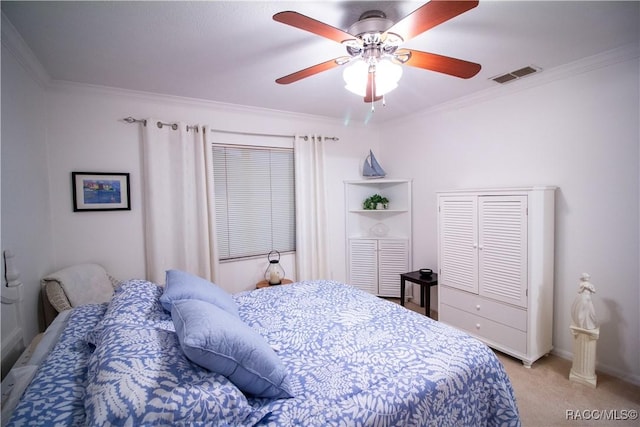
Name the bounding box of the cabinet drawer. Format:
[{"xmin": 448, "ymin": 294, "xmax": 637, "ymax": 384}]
[
  {"xmin": 440, "ymin": 286, "xmax": 527, "ymax": 332},
  {"xmin": 440, "ymin": 304, "xmax": 527, "ymax": 354}
]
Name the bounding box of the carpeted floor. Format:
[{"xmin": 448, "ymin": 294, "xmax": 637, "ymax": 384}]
[
  {"xmin": 391, "ymin": 298, "xmax": 640, "ymax": 426},
  {"xmin": 498, "ymin": 351, "xmax": 640, "ymax": 426}
]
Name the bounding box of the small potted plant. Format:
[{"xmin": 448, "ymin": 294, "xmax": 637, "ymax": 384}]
[{"xmin": 363, "ymin": 194, "xmax": 389, "ymax": 210}]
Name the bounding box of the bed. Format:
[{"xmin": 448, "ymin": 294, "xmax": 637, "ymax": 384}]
[{"xmin": 4, "ymin": 272, "xmax": 520, "ymax": 426}]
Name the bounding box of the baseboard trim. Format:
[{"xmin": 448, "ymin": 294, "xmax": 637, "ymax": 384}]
[{"xmin": 551, "ymin": 348, "xmax": 640, "ymax": 387}]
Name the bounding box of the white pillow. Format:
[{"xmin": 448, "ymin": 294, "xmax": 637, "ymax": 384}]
[{"xmin": 42, "ymin": 264, "xmax": 114, "ymax": 310}]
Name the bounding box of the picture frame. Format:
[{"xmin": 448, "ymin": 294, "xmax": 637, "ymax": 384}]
[{"xmin": 72, "ymin": 172, "xmax": 131, "ymax": 212}]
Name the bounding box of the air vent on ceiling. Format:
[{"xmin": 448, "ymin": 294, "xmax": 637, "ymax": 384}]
[{"xmin": 491, "ymin": 65, "xmax": 542, "ymax": 84}]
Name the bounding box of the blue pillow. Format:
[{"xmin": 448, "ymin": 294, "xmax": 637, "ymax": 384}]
[
  {"xmin": 171, "ymin": 299, "xmax": 293, "ymax": 399},
  {"xmin": 160, "ymin": 269, "xmax": 238, "ymax": 317}
]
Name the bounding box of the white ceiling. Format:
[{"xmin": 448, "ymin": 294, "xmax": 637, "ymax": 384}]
[{"xmin": 2, "ymin": 1, "xmax": 638, "ymax": 123}]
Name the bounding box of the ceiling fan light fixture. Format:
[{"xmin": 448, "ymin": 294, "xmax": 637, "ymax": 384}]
[
  {"xmin": 343, "ymin": 60, "xmax": 368, "ymax": 96},
  {"xmin": 376, "ymin": 60, "xmax": 403, "ymax": 94},
  {"xmin": 343, "ymin": 59, "xmax": 402, "ymax": 98}
]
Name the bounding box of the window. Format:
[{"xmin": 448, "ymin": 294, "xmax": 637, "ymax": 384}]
[{"xmin": 212, "ymin": 145, "xmax": 295, "ymax": 260}]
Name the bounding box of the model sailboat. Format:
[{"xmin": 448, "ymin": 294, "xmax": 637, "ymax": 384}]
[{"xmin": 362, "ymin": 150, "xmax": 386, "ymax": 179}]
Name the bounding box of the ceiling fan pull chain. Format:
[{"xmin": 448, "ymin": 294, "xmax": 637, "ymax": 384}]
[{"xmin": 371, "ymin": 73, "xmax": 376, "ymax": 112}]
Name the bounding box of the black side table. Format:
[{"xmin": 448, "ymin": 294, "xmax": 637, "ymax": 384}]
[{"xmin": 400, "ymin": 271, "xmax": 438, "ymax": 318}]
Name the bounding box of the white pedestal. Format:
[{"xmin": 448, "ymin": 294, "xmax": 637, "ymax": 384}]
[{"xmin": 569, "ymin": 325, "xmax": 599, "ymax": 388}]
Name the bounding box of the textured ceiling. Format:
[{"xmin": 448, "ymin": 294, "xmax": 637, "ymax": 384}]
[{"xmin": 2, "ymin": 1, "xmax": 638, "ymax": 124}]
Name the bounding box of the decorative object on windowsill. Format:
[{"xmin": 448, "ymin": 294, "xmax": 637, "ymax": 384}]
[
  {"xmin": 419, "ymin": 268, "xmax": 433, "ymax": 278},
  {"xmin": 569, "ymin": 273, "xmax": 600, "ymax": 388},
  {"xmin": 369, "ymin": 223, "xmax": 389, "ymax": 237},
  {"xmin": 362, "ymin": 150, "xmax": 386, "ymax": 179},
  {"xmin": 264, "ymin": 250, "xmax": 286, "ymax": 285},
  {"xmin": 363, "ymin": 194, "xmax": 389, "ymax": 210}
]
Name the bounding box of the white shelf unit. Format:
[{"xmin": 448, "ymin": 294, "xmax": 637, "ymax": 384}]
[
  {"xmin": 345, "ymin": 179, "xmax": 412, "ymax": 297},
  {"xmin": 437, "ymin": 187, "xmax": 556, "ymax": 367}
]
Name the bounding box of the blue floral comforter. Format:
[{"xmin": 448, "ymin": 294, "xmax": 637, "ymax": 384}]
[{"xmin": 8, "ymin": 279, "xmax": 520, "ymax": 426}]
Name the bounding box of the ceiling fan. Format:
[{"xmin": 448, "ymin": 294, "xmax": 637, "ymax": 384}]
[{"xmin": 273, "ymin": 0, "xmax": 482, "ymax": 103}]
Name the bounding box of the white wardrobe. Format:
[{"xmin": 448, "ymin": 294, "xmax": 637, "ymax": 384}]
[
  {"xmin": 437, "ymin": 187, "xmax": 556, "ymax": 367},
  {"xmin": 345, "ymin": 179, "xmax": 412, "ymax": 297}
]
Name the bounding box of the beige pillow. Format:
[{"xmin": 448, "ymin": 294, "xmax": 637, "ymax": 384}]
[{"xmin": 42, "ymin": 264, "xmax": 116, "ymax": 313}]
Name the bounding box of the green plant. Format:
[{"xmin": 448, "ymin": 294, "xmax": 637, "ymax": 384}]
[{"xmin": 363, "ymin": 194, "xmax": 389, "ymax": 210}]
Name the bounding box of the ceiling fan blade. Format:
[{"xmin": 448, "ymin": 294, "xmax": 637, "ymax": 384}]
[
  {"xmin": 386, "ymin": 0, "xmax": 479, "ymax": 42},
  {"xmin": 364, "ymin": 72, "xmax": 383, "ymax": 103},
  {"xmin": 397, "ymin": 49, "xmax": 481, "ymax": 79},
  {"xmin": 276, "ymin": 57, "xmax": 346, "ymax": 85},
  {"xmin": 273, "ymin": 11, "xmax": 357, "ymax": 44}
]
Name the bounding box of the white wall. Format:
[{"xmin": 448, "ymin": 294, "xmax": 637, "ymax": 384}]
[
  {"xmin": 44, "ymin": 83, "xmax": 379, "ymax": 293},
  {"xmin": 1, "ymin": 42, "xmax": 52, "ymax": 374},
  {"xmin": 381, "ymin": 52, "xmax": 640, "ymax": 383}
]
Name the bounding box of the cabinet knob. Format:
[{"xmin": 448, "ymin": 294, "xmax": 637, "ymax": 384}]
[
  {"xmin": 476, "ymin": 323, "xmax": 481, "ymax": 330},
  {"xmin": 476, "ymin": 304, "xmax": 481, "ymax": 311}
]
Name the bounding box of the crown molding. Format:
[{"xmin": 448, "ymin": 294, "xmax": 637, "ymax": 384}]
[
  {"xmin": 388, "ymin": 42, "xmax": 640, "ymax": 127},
  {"xmin": 1, "ymin": 12, "xmax": 50, "ymax": 87},
  {"xmin": 46, "ymin": 78, "xmax": 360, "ymax": 128}
]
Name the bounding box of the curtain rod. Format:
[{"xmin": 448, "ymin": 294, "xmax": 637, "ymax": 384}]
[
  {"xmin": 209, "ymin": 127, "xmax": 339, "ymax": 142},
  {"xmin": 123, "ymin": 117, "xmax": 338, "ymax": 141},
  {"xmin": 123, "ymin": 117, "xmax": 199, "ymax": 132}
]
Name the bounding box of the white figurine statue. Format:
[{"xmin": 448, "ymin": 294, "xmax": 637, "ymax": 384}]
[{"xmin": 571, "ymin": 273, "xmax": 598, "ymax": 330}]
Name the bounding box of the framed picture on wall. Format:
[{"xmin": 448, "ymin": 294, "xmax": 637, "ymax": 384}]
[{"xmin": 72, "ymin": 172, "xmax": 131, "ymax": 212}]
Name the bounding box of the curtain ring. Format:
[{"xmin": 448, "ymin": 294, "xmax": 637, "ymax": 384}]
[{"xmin": 156, "ymin": 121, "xmax": 179, "ymax": 130}]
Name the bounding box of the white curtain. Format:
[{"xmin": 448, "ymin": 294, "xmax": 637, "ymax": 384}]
[
  {"xmin": 141, "ymin": 120, "xmax": 217, "ymax": 284},
  {"xmin": 294, "ymin": 134, "xmax": 330, "ymax": 280}
]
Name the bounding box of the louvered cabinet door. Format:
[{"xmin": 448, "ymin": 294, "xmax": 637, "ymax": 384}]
[
  {"xmin": 378, "ymin": 239, "xmax": 409, "ymax": 297},
  {"xmin": 348, "ymin": 239, "xmax": 378, "ymax": 294},
  {"xmin": 478, "ymin": 196, "xmax": 528, "ymax": 307},
  {"xmin": 438, "ymin": 196, "xmax": 479, "ymax": 293}
]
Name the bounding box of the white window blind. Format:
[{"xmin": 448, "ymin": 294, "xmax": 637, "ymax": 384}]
[{"xmin": 212, "ymin": 145, "xmax": 295, "ymax": 260}]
